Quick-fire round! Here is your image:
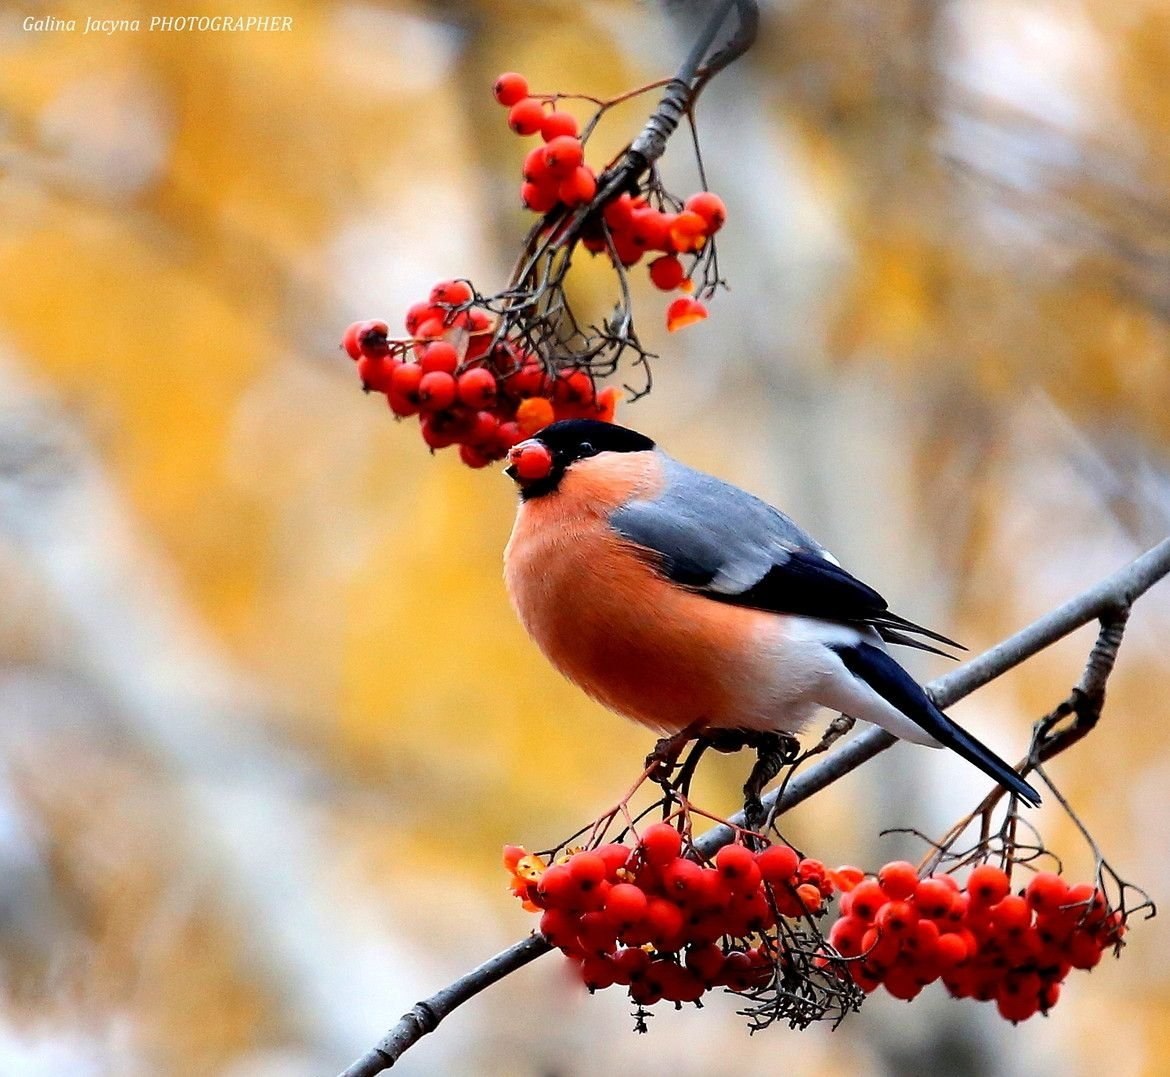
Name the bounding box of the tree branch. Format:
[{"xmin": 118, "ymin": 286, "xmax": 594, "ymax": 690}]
[{"xmin": 337, "ymin": 536, "xmax": 1170, "ymax": 1076}]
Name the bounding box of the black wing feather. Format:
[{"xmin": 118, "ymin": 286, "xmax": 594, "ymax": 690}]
[{"xmin": 610, "ymin": 458, "xmax": 963, "ymax": 654}]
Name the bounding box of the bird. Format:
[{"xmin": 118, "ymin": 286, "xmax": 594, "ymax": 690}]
[{"xmin": 502, "ymin": 417, "xmax": 1040, "ymax": 807}]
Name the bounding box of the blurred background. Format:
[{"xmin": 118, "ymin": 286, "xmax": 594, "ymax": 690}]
[{"xmin": 1, "ymin": 0, "xmax": 1169, "ymax": 1073}]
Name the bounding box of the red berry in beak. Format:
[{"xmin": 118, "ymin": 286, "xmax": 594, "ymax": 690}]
[{"xmin": 506, "ymin": 440, "xmax": 554, "ymax": 483}]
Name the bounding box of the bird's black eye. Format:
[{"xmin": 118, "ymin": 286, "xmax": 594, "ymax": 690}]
[{"xmin": 578, "ymin": 442, "xmax": 596, "ymax": 459}]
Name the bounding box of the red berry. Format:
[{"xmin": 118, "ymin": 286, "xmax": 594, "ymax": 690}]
[
  {"xmin": 715, "ymin": 844, "xmax": 761, "ymax": 894},
  {"xmin": 557, "ymin": 166, "xmax": 597, "ymax": 207},
  {"xmin": 604, "ymin": 883, "xmax": 648, "ymax": 928},
  {"xmin": 878, "ymin": 861, "xmax": 920, "ymax": 901},
  {"xmin": 457, "ymin": 367, "xmax": 498, "ymax": 410},
  {"xmin": 508, "ymin": 97, "xmax": 545, "ymax": 135},
  {"xmin": 967, "ymin": 863, "xmax": 1011, "ymax": 906},
  {"xmin": 876, "ymin": 900, "xmax": 917, "ymax": 935},
  {"xmin": 356, "ymin": 355, "xmax": 397, "ymax": 394},
  {"xmin": 390, "ymin": 362, "xmax": 422, "ymax": 400},
  {"xmin": 639, "ymin": 822, "xmax": 682, "ymax": 867},
  {"xmin": 685, "ymin": 191, "xmax": 727, "ymax": 232},
  {"xmin": 458, "ymin": 443, "xmax": 492, "ymax": 469},
  {"xmin": 417, "ymin": 371, "xmax": 457, "ymax": 411},
  {"xmin": 828, "ymin": 916, "xmax": 867, "ymax": 958},
  {"xmin": 568, "ymin": 852, "xmax": 607, "ymax": 891},
  {"xmin": 522, "ymin": 146, "xmax": 553, "ymax": 184},
  {"xmin": 540, "ymin": 110, "xmax": 579, "ymax": 141},
  {"xmin": 507, "ymin": 440, "xmax": 553, "ymax": 482},
  {"xmin": 644, "ymin": 897, "xmax": 685, "ymax": 948},
  {"xmin": 915, "ymin": 878, "xmax": 956, "ymax": 920},
  {"xmin": 495, "ymin": 421, "xmax": 524, "ymax": 452},
  {"xmin": 493, "ymin": 72, "xmax": 528, "ymax": 107},
  {"xmin": 539, "ymin": 908, "xmax": 579, "ymax": 951},
  {"xmin": 580, "ymin": 954, "xmax": 617, "ymax": 991},
  {"xmin": 419, "ymin": 341, "xmax": 459, "ymax": 374},
  {"xmin": 685, "ymin": 942, "xmax": 725, "ymax": 985},
  {"xmin": 429, "ymin": 279, "xmax": 474, "ymax": 306},
  {"xmin": 850, "ymin": 880, "xmax": 889, "ymax": 922},
  {"xmin": 342, "ymin": 319, "xmax": 390, "ymax": 360},
  {"xmin": 342, "ymin": 321, "xmax": 364, "ymax": 360},
  {"xmin": 595, "ymin": 843, "xmax": 630, "ymax": 878},
  {"xmin": 520, "ymin": 181, "xmax": 559, "ymax": 214},
  {"xmin": 1025, "ymin": 872, "xmax": 1069, "ymax": 916},
  {"xmin": 537, "ymin": 863, "xmax": 575, "ymax": 909},
  {"xmin": 757, "ymin": 844, "xmax": 800, "ymax": 886},
  {"xmin": 648, "ymin": 255, "xmax": 686, "ymax": 291},
  {"xmin": 991, "ymin": 894, "xmax": 1032, "ymax": 934},
  {"xmin": 542, "ymin": 135, "xmax": 584, "ymax": 177}
]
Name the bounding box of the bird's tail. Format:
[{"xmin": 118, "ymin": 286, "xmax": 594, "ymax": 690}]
[{"xmin": 831, "ymin": 641, "xmax": 1041, "ymax": 806}]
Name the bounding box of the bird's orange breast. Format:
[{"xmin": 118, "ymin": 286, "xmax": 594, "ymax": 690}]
[{"xmin": 504, "ymin": 455, "xmax": 786, "ymax": 734}]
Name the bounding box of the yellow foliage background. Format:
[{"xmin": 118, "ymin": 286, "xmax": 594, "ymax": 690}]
[{"xmin": 0, "ymin": 1, "xmax": 1168, "ymax": 1074}]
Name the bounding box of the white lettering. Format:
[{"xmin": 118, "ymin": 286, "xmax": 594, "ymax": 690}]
[{"xmin": 23, "ymin": 15, "xmax": 77, "ymax": 31}]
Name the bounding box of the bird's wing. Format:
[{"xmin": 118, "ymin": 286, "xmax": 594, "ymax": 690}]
[{"xmin": 610, "ymin": 457, "xmax": 962, "ymax": 654}]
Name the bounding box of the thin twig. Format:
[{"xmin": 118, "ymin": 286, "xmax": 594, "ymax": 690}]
[{"xmin": 337, "ymin": 536, "xmax": 1170, "ymax": 1076}]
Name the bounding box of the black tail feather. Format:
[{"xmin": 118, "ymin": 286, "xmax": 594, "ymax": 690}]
[{"xmin": 832, "ymin": 642, "xmax": 1041, "ymax": 806}]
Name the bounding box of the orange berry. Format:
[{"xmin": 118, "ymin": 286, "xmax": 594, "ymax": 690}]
[
  {"xmin": 850, "ymin": 880, "xmax": 888, "ymax": 922},
  {"xmin": 594, "ymin": 385, "xmax": 620, "ymax": 422},
  {"xmin": 669, "ymin": 209, "xmax": 709, "ymax": 252},
  {"xmin": 684, "ymin": 191, "xmax": 727, "ymax": 232},
  {"xmin": 796, "ymin": 882, "xmax": 823, "ymax": 913},
  {"xmin": 516, "ymin": 396, "xmax": 555, "ymax": 434},
  {"xmin": 542, "ymin": 135, "xmax": 584, "ymax": 177},
  {"xmin": 665, "ymin": 296, "xmax": 708, "ymax": 332},
  {"xmin": 493, "ymin": 72, "xmax": 528, "ymax": 107}
]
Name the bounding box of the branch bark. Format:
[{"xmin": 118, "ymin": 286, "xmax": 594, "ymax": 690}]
[{"xmin": 337, "ymin": 536, "xmax": 1170, "ymax": 1077}]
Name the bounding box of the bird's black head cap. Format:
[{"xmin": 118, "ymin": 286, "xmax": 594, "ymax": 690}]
[{"xmin": 508, "ymin": 419, "xmax": 656, "ymax": 499}]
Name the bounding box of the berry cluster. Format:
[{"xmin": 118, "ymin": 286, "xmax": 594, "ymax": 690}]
[
  {"xmin": 505, "ymin": 826, "xmax": 843, "ymax": 1010},
  {"xmin": 493, "ymin": 71, "xmax": 724, "ymax": 332},
  {"xmin": 825, "ymin": 861, "xmax": 1127, "ymax": 1022},
  {"xmin": 341, "ymin": 279, "xmax": 619, "ymax": 467}
]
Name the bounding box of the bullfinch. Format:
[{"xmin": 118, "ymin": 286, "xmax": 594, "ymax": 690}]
[{"xmin": 502, "ymin": 418, "xmax": 1040, "ymax": 806}]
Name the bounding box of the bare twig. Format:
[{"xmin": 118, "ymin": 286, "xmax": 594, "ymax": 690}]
[{"xmin": 337, "ymin": 536, "xmax": 1170, "ymax": 1076}]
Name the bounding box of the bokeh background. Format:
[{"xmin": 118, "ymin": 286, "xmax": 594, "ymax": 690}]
[{"xmin": 1, "ymin": 0, "xmax": 1169, "ymax": 1074}]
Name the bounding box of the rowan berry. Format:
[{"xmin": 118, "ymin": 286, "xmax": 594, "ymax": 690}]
[
  {"xmin": 604, "ymin": 882, "xmax": 648, "ymax": 929},
  {"xmin": 715, "ymin": 844, "xmax": 759, "ymax": 892},
  {"xmin": 540, "ymin": 110, "xmax": 580, "ymax": 141},
  {"xmin": 356, "ymin": 355, "xmax": 398, "ymax": 394},
  {"xmin": 685, "ymin": 942, "xmax": 725, "ymax": 985},
  {"xmin": 516, "ymin": 396, "xmax": 555, "ymax": 434},
  {"xmin": 508, "ymin": 97, "xmax": 546, "ymax": 135},
  {"xmin": 417, "ymin": 371, "xmax": 458, "ymax": 411},
  {"xmin": 991, "ymin": 894, "xmax": 1032, "ymax": 935},
  {"xmin": 685, "ymin": 191, "xmax": 727, "ymax": 232},
  {"xmin": 876, "ymin": 900, "xmax": 917, "ymax": 935},
  {"xmin": 666, "ymin": 296, "xmax": 709, "ymax": 331},
  {"xmin": 580, "ymin": 955, "xmax": 618, "ymax": 991},
  {"xmin": 456, "ymin": 367, "xmax": 498, "ymax": 409},
  {"xmin": 1025, "ymin": 872, "xmax": 1069, "ymax": 916},
  {"xmin": 508, "ymin": 441, "xmax": 553, "ymax": 482},
  {"xmin": 595, "ymin": 843, "xmax": 630, "ymax": 877},
  {"xmin": 967, "ymin": 863, "xmax": 1011, "ymax": 907},
  {"xmin": 429, "ymin": 279, "xmax": 474, "ymax": 306},
  {"xmin": 538, "ymin": 863, "xmax": 575, "ymax": 908},
  {"xmin": 850, "ymin": 880, "xmax": 889, "ymax": 922},
  {"xmin": 796, "ymin": 883, "xmax": 823, "ymax": 914},
  {"xmin": 915, "ymin": 878, "xmax": 957, "ymax": 920},
  {"xmin": 669, "ymin": 210, "xmax": 709, "ymax": 252},
  {"xmin": 877, "ymin": 861, "xmax": 920, "ymax": 901},
  {"xmin": 418, "ymin": 341, "xmax": 459, "ymax": 375},
  {"xmin": 639, "ymin": 823, "xmax": 682, "ymax": 867},
  {"xmin": 493, "ymin": 72, "xmax": 529, "ymax": 107},
  {"xmin": 343, "ymin": 319, "xmax": 390, "ymax": 360},
  {"xmin": 542, "ymin": 135, "xmax": 584, "ymax": 177},
  {"xmin": 558, "ymin": 166, "xmax": 597, "ymax": 206},
  {"xmin": 521, "ymin": 181, "xmax": 559, "ymax": 213},
  {"xmin": 539, "ymin": 908, "xmax": 579, "ymax": 951},
  {"xmin": 648, "ymin": 254, "xmax": 686, "ymax": 291},
  {"xmin": 458, "ymin": 443, "xmax": 492, "ymax": 469},
  {"xmin": 828, "ymin": 915, "xmax": 867, "ymax": 957},
  {"xmin": 757, "ymin": 844, "xmax": 800, "ymax": 886}
]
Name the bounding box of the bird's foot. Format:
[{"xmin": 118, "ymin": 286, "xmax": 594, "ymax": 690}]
[
  {"xmin": 645, "ymin": 720, "xmax": 708, "ymax": 780},
  {"xmin": 742, "ymin": 732, "xmax": 800, "ymax": 832}
]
